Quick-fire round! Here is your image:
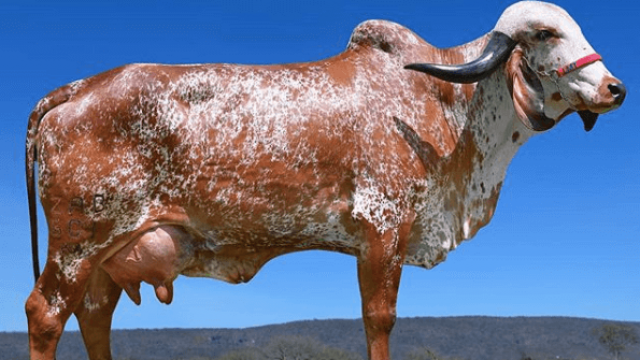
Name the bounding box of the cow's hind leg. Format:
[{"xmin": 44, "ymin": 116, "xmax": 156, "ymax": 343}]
[
  {"xmin": 357, "ymin": 220, "xmax": 412, "ymax": 360},
  {"xmin": 26, "ymin": 254, "xmax": 96, "ymax": 360},
  {"xmin": 74, "ymin": 267, "xmax": 122, "ymax": 360},
  {"xmin": 26, "ymin": 263, "xmax": 64, "ymax": 360}
]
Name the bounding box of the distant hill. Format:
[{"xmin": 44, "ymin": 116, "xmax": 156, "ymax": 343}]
[{"xmin": 2, "ymin": 316, "xmax": 639, "ymax": 360}]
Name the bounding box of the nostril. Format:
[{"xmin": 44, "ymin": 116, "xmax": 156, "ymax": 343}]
[
  {"xmin": 608, "ymin": 83, "xmax": 627, "ymax": 104},
  {"xmin": 609, "ymin": 84, "xmax": 621, "ymax": 96}
]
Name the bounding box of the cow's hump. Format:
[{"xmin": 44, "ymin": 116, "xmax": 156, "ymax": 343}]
[{"xmin": 347, "ymin": 20, "xmax": 422, "ymax": 55}]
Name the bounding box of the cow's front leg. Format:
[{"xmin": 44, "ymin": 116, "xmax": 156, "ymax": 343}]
[
  {"xmin": 357, "ymin": 219, "xmax": 412, "ymax": 360},
  {"xmin": 74, "ymin": 267, "xmax": 122, "ymax": 360}
]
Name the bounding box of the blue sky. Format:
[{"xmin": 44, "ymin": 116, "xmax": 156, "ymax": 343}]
[{"xmin": 1, "ymin": 0, "xmax": 638, "ymax": 332}]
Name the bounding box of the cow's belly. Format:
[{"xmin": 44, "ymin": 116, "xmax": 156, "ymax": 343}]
[{"xmin": 184, "ymin": 196, "xmax": 361, "ymax": 277}]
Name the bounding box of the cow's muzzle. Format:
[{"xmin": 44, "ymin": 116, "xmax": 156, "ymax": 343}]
[{"xmin": 578, "ymin": 80, "xmax": 626, "ymax": 132}]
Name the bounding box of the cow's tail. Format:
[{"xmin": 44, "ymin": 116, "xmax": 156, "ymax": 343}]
[{"xmin": 26, "ymin": 84, "xmax": 75, "ymax": 283}]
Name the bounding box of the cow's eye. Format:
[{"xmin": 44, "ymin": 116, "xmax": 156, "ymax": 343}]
[{"xmin": 535, "ymin": 30, "xmax": 554, "ymax": 42}]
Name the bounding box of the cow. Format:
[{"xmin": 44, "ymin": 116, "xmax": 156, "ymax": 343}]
[{"xmin": 25, "ymin": 1, "xmax": 625, "ymax": 359}]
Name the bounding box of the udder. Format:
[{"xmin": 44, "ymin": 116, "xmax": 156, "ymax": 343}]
[{"xmin": 102, "ymin": 226, "xmax": 191, "ymax": 305}]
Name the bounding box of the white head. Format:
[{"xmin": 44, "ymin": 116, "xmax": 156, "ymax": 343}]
[{"xmin": 406, "ymin": 1, "xmax": 625, "ymax": 132}]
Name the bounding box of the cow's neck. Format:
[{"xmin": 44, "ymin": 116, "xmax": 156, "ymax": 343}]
[{"xmin": 440, "ymin": 69, "xmax": 533, "ymax": 241}]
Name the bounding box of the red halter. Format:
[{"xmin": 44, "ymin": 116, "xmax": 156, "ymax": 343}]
[{"xmin": 555, "ymin": 53, "xmax": 602, "ymax": 77}]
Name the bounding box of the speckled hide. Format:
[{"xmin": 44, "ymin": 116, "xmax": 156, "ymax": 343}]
[
  {"xmin": 31, "ymin": 22, "xmax": 486, "ymax": 286},
  {"xmin": 25, "ymin": 2, "xmax": 625, "ymax": 359}
]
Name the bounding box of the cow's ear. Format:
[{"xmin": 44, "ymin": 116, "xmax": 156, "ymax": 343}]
[{"xmin": 505, "ymin": 47, "xmax": 555, "ymax": 131}]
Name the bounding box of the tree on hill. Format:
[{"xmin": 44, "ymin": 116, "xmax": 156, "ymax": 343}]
[{"xmin": 593, "ymin": 323, "xmax": 638, "ymax": 360}]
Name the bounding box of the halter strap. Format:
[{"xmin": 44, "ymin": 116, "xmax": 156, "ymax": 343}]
[{"xmin": 556, "ymin": 53, "xmax": 602, "ymax": 77}]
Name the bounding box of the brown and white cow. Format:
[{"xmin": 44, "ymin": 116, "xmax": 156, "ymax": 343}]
[{"xmin": 25, "ymin": 2, "xmax": 625, "ymax": 359}]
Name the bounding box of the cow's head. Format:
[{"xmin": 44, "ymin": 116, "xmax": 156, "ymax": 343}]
[{"xmin": 405, "ymin": 1, "xmax": 626, "ymax": 132}]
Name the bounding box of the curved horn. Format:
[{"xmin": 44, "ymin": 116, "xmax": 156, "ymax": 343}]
[{"xmin": 404, "ymin": 31, "xmax": 517, "ymax": 84}]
